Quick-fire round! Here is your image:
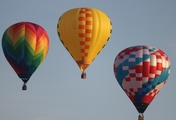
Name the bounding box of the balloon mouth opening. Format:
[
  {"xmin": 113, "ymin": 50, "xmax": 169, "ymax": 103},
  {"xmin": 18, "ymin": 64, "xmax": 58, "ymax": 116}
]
[
  {"xmin": 139, "ymin": 113, "xmax": 144, "ymax": 117},
  {"xmin": 134, "ymin": 102, "xmax": 149, "ymax": 113}
]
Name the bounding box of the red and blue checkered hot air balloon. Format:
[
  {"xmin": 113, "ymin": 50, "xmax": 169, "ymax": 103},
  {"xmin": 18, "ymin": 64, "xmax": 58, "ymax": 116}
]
[
  {"xmin": 113, "ymin": 45, "xmax": 170, "ymax": 120},
  {"xmin": 2, "ymin": 22, "xmax": 50, "ymax": 90}
]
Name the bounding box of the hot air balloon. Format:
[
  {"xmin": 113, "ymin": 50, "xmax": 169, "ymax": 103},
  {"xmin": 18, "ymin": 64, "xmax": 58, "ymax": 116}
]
[
  {"xmin": 57, "ymin": 7, "xmax": 112, "ymax": 79},
  {"xmin": 113, "ymin": 45, "xmax": 170, "ymax": 120},
  {"xmin": 2, "ymin": 22, "xmax": 50, "ymax": 90}
]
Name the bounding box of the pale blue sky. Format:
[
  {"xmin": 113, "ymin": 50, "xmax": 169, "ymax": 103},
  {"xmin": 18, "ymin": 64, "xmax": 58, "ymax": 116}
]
[{"xmin": 0, "ymin": 0, "xmax": 176, "ymax": 120}]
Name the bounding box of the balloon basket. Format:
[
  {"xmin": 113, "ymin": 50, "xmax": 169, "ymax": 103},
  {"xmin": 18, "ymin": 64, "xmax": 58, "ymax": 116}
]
[
  {"xmin": 138, "ymin": 115, "xmax": 144, "ymax": 120},
  {"xmin": 22, "ymin": 84, "xmax": 27, "ymax": 90},
  {"xmin": 81, "ymin": 72, "xmax": 86, "ymax": 79}
]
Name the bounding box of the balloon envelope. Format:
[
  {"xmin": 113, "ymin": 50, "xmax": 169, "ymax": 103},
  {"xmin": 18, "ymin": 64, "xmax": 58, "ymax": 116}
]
[
  {"xmin": 2, "ymin": 22, "xmax": 49, "ymax": 83},
  {"xmin": 57, "ymin": 7, "xmax": 112, "ymax": 73},
  {"xmin": 113, "ymin": 45, "xmax": 170, "ymax": 113}
]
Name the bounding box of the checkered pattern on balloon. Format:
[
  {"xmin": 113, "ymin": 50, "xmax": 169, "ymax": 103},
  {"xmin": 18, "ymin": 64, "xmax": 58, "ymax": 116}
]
[{"xmin": 114, "ymin": 45, "xmax": 170, "ymax": 106}]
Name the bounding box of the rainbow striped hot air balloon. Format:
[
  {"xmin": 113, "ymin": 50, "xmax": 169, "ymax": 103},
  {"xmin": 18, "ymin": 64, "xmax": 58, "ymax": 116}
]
[{"xmin": 2, "ymin": 22, "xmax": 49, "ymax": 90}]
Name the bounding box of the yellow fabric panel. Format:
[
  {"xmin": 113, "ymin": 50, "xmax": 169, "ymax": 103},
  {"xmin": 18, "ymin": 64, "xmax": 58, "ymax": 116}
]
[
  {"xmin": 7, "ymin": 27, "xmax": 14, "ymax": 44},
  {"xmin": 57, "ymin": 8, "xmax": 112, "ymax": 71},
  {"xmin": 43, "ymin": 36, "xmax": 49, "ymax": 58},
  {"xmin": 13, "ymin": 25, "xmax": 25, "ymax": 46},
  {"xmin": 58, "ymin": 8, "xmax": 82, "ymax": 60},
  {"xmin": 34, "ymin": 35, "xmax": 45, "ymax": 56},
  {"xmin": 86, "ymin": 8, "xmax": 112, "ymax": 62},
  {"xmin": 25, "ymin": 27, "xmax": 36, "ymax": 52}
]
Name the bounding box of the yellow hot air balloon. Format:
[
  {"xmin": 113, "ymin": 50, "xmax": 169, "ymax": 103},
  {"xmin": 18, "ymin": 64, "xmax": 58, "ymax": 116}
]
[{"xmin": 57, "ymin": 7, "xmax": 112, "ymax": 79}]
